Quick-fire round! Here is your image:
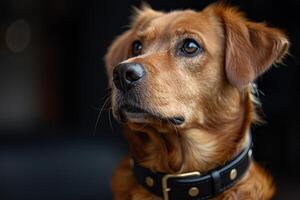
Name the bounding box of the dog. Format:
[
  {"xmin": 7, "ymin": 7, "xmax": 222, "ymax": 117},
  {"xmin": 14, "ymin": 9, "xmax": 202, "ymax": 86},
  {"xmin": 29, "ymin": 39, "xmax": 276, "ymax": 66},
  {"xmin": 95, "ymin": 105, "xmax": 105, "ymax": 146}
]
[{"xmin": 104, "ymin": 3, "xmax": 289, "ymax": 200}]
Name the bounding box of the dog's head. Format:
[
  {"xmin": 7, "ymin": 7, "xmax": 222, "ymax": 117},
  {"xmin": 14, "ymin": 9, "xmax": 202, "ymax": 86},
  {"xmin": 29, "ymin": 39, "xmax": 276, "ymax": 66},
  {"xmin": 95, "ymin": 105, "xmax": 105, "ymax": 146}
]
[{"xmin": 105, "ymin": 4, "xmax": 289, "ymax": 132}]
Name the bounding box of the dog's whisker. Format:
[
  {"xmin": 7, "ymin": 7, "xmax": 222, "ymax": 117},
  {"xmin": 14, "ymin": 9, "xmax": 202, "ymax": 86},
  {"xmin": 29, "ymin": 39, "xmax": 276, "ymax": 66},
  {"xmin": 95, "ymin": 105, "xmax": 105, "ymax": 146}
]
[
  {"xmin": 108, "ymin": 107, "xmax": 115, "ymax": 133},
  {"xmin": 93, "ymin": 97, "xmax": 111, "ymax": 136}
]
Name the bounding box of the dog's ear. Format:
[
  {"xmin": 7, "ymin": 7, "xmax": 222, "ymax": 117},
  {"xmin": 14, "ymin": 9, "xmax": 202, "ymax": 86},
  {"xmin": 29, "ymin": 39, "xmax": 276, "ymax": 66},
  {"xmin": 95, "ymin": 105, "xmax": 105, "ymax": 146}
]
[
  {"xmin": 104, "ymin": 4, "xmax": 163, "ymax": 86},
  {"xmin": 207, "ymin": 4, "xmax": 289, "ymax": 89}
]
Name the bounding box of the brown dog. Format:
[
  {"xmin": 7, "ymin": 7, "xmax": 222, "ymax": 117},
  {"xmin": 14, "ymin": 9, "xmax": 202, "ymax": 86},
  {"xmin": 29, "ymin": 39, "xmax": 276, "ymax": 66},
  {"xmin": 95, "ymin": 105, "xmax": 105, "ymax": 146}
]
[{"xmin": 104, "ymin": 3, "xmax": 289, "ymax": 200}]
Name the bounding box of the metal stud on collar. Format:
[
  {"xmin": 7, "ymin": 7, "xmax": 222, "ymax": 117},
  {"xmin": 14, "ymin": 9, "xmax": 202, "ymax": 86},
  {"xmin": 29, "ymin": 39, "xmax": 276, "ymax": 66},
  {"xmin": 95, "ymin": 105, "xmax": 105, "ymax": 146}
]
[
  {"xmin": 145, "ymin": 176, "xmax": 154, "ymax": 187},
  {"xmin": 248, "ymin": 149, "xmax": 253, "ymax": 158},
  {"xmin": 188, "ymin": 187, "xmax": 199, "ymax": 197},
  {"xmin": 230, "ymin": 169, "xmax": 237, "ymax": 180}
]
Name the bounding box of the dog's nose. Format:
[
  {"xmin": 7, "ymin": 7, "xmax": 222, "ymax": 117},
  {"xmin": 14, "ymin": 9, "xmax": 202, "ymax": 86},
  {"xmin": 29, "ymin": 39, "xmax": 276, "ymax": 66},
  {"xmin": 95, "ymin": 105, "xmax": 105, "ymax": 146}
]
[{"xmin": 113, "ymin": 62, "xmax": 145, "ymax": 92}]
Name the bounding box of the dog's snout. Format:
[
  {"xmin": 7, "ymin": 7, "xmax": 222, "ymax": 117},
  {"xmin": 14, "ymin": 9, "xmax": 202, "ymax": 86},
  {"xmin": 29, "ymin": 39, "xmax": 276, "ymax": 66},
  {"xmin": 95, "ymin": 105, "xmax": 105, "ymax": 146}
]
[{"xmin": 113, "ymin": 62, "xmax": 145, "ymax": 92}]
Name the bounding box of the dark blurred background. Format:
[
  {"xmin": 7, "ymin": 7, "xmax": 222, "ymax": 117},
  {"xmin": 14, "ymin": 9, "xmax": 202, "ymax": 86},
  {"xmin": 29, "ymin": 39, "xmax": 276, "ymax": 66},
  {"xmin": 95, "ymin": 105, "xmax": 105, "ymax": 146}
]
[{"xmin": 0, "ymin": 0, "xmax": 299, "ymax": 199}]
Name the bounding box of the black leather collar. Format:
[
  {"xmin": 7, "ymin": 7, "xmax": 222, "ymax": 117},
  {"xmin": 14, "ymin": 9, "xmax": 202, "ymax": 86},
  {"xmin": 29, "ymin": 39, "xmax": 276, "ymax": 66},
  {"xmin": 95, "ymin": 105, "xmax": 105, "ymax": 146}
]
[{"xmin": 132, "ymin": 133, "xmax": 253, "ymax": 200}]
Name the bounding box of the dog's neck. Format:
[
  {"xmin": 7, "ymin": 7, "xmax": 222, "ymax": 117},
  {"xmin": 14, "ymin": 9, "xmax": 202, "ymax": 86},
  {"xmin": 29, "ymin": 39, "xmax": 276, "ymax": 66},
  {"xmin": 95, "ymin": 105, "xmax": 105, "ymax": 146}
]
[{"xmin": 124, "ymin": 90, "xmax": 254, "ymax": 174}]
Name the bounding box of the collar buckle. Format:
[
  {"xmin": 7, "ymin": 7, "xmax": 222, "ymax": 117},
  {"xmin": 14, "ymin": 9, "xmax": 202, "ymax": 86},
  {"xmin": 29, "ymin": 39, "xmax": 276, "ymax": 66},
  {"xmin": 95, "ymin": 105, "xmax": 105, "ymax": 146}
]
[{"xmin": 162, "ymin": 171, "xmax": 201, "ymax": 200}]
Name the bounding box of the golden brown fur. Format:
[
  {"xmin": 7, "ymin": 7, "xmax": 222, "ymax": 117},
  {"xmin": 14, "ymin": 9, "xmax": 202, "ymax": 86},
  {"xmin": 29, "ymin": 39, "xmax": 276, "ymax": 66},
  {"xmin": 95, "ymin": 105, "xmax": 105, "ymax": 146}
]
[{"xmin": 104, "ymin": 3, "xmax": 289, "ymax": 200}]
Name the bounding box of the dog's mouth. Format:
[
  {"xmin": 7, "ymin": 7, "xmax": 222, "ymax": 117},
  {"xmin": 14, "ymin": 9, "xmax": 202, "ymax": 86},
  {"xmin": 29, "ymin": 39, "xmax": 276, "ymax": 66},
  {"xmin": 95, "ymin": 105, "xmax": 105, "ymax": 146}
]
[{"xmin": 117, "ymin": 104, "xmax": 185, "ymax": 125}]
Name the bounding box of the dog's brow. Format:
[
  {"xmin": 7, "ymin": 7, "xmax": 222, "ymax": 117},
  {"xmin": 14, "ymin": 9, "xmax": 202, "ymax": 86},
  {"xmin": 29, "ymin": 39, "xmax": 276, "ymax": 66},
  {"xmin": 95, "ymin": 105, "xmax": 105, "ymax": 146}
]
[
  {"xmin": 137, "ymin": 27, "xmax": 158, "ymax": 41},
  {"xmin": 174, "ymin": 28, "xmax": 206, "ymax": 45},
  {"xmin": 175, "ymin": 28, "xmax": 201, "ymax": 37}
]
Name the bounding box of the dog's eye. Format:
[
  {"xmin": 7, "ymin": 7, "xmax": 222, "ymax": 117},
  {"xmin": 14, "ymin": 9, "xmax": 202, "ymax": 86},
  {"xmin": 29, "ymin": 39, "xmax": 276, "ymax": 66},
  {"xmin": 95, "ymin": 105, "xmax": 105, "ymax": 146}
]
[
  {"xmin": 132, "ymin": 40, "xmax": 143, "ymax": 57},
  {"xmin": 179, "ymin": 39, "xmax": 203, "ymax": 57}
]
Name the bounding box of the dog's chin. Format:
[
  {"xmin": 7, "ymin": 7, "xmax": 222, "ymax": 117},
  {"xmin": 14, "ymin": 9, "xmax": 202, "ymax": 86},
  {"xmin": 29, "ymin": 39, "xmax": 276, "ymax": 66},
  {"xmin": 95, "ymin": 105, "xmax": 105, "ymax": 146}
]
[
  {"xmin": 116, "ymin": 104, "xmax": 185, "ymax": 126},
  {"xmin": 117, "ymin": 104, "xmax": 161, "ymax": 124},
  {"xmin": 122, "ymin": 112, "xmax": 153, "ymax": 124}
]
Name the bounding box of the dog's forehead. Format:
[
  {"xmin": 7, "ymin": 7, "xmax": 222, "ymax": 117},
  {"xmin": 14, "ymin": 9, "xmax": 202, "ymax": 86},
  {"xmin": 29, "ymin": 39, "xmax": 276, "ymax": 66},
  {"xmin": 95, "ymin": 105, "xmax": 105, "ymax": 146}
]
[
  {"xmin": 151, "ymin": 10, "xmax": 197, "ymax": 26},
  {"xmin": 137, "ymin": 9, "xmax": 217, "ymax": 40},
  {"xmin": 135, "ymin": 9, "xmax": 221, "ymax": 54}
]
